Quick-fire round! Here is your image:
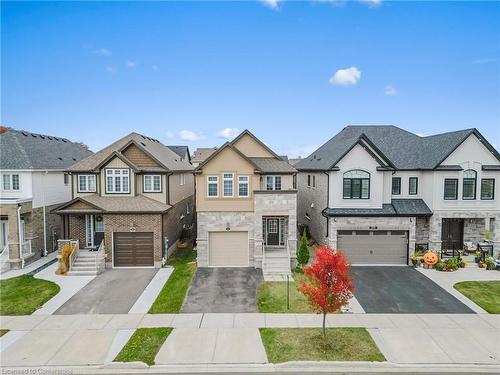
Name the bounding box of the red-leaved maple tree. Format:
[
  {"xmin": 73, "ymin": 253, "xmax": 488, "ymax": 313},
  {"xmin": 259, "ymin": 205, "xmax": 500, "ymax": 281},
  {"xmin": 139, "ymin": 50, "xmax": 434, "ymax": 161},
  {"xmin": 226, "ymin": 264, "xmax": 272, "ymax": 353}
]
[{"xmin": 299, "ymin": 245, "xmax": 355, "ymax": 336}]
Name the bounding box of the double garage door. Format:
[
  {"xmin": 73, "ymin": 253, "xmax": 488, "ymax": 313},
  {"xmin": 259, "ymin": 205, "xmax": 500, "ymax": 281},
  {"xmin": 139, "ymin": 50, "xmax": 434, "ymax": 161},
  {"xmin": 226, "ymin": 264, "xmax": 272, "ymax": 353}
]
[
  {"xmin": 337, "ymin": 230, "xmax": 408, "ymax": 265},
  {"xmin": 209, "ymin": 231, "xmax": 249, "ymax": 267},
  {"xmin": 114, "ymin": 232, "xmax": 154, "ymax": 267}
]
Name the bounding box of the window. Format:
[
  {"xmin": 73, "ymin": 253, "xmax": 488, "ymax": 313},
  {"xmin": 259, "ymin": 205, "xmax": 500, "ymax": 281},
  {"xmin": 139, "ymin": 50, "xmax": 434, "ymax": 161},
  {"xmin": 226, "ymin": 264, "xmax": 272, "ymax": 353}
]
[
  {"xmin": 293, "ymin": 175, "xmax": 297, "ymax": 189},
  {"xmin": 462, "ymin": 169, "xmax": 477, "ymax": 200},
  {"xmin": 207, "ymin": 176, "xmax": 218, "ymax": 197},
  {"xmin": 77, "ymin": 175, "xmax": 96, "ymax": 192},
  {"xmin": 223, "ymin": 173, "xmax": 234, "ymax": 197},
  {"xmin": 64, "ymin": 173, "xmax": 70, "ymax": 185},
  {"xmin": 313, "ymin": 175, "xmax": 316, "ymax": 188},
  {"xmin": 144, "ymin": 175, "xmax": 161, "ymax": 192},
  {"xmin": 180, "ymin": 173, "xmax": 186, "ymax": 186},
  {"xmin": 392, "ymin": 177, "xmax": 401, "ymax": 195},
  {"xmin": 481, "ymin": 179, "xmax": 495, "ymax": 200},
  {"xmin": 266, "ymin": 175, "xmax": 282, "ymax": 191},
  {"xmin": 238, "ymin": 176, "xmax": 249, "ymax": 197},
  {"xmin": 268, "ymin": 219, "xmax": 278, "ymax": 233},
  {"xmin": 307, "ymin": 175, "xmax": 311, "ymax": 187},
  {"xmin": 2, "ymin": 174, "xmax": 20, "ymax": 191},
  {"xmin": 343, "ymin": 170, "xmax": 370, "ymax": 199},
  {"xmin": 409, "ymin": 177, "xmax": 418, "ymax": 195},
  {"xmin": 95, "ymin": 217, "xmax": 105, "ymax": 232},
  {"xmin": 444, "ymin": 178, "xmax": 458, "ymax": 200},
  {"xmin": 106, "ymin": 169, "xmax": 129, "ymax": 193}
]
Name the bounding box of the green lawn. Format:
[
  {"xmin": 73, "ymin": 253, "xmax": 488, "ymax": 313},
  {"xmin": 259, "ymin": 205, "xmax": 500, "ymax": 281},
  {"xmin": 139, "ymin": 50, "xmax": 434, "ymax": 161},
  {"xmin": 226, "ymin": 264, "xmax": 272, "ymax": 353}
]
[
  {"xmin": 260, "ymin": 328, "xmax": 386, "ymax": 363},
  {"xmin": 0, "ymin": 275, "xmax": 60, "ymax": 315},
  {"xmin": 257, "ymin": 271, "xmax": 311, "ymax": 313},
  {"xmin": 115, "ymin": 327, "xmax": 172, "ymax": 365},
  {"xmin": 148, "ymin": 245, "xmax": 197, "ymax": 313},
  {"xmin": 454, "ymin": 281, "xmax": 500, "ymax": 314},
  {"xmin": 0, "ymin": 329, "xmax": 9, "ymax": 337}
]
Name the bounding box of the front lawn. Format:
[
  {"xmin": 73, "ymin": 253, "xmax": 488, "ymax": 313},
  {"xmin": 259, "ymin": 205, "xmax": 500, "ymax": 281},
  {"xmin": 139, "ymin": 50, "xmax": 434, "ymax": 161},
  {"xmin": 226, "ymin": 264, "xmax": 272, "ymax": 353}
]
[
  {"xmin": 257, "ymin": 271, "xmax": 311, "ymax": 313},
  {"xmin": 0, "ymin": 275, "xmax": 60, "ymax": 315},
  {"xmin": 454, "ymin": 281, "xmax": 500, "ymax": 314},
  {"xmin": 148, "ymin": 245, "xmax": 196, "ymax": 313},
  {"xmin": 115, "ymin": 327, "xmax": 172, "ymax": 366},
  {"xmin": 260, "ymin": 328, "xmax": 385, "ymax": 363}
]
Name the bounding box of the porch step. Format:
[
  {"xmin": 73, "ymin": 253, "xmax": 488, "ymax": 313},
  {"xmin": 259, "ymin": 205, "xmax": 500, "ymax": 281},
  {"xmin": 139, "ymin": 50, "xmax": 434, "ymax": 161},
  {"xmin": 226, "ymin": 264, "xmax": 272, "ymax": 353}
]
[
  {"xmin": 67, "ymin": 270, "xmax": 97, "ymax": 276},
  {"xmin": 263, "ymin": 251, "xmax": 292, "ymax": 281},
  {"xmin": 67, "ymin": 250, "xmax": 99, "ymax": 276}
]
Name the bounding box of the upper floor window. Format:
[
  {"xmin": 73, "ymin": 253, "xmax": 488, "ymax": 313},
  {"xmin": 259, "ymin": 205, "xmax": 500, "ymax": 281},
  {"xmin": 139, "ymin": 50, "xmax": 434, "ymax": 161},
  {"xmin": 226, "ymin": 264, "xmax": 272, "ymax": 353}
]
[
  {"xmin": 2, "ymin": 174, "xmax": 20, "ymax": 191},
  {"xmin": 144, "ymin": 175, "xmax": 161, "ymax": 192},
  {"xmin": 266, "ymin": 175, "xmax": 282, "ymax": 191},
  {"xmin": 64, "ymin": 173, "xmax": 70, "ymax": 186},
  {"xmin": 223, "ymin": 173, "xmax": 234, "ymax": 197},
  {"xmin": 409, "ymin": 177, "xmax": 418, "ymax": 195},
  {"xmin": 444, "ymin": 178, "xmax": 458, "ymax": 200},
  {"xmin": 238, "ymin": 176, "xmax": 249, "ymax": 197},
  {"xmin": 106, "ymin": 169, "xmax": 129, "ymax": 193},
  {"xmin": 312, "ymin": 175, "xmax": 316, "ymax": 188},
  {"xmin": 307, "ymin": 175, "xmax": 311, "ymax": 187},
  {"xmin": 343, "ymin": 170, "xmax": 370, "ymax": 199},
  {"xmin": 180, "ymin": 173, "xmax": 186, "ymax": 186},
  {"xmin": 207, "ymin": 176, "xmax": 218, "ymax": 197},
  {"xmin": 392, "ymin": 177, "xmax": 401, "ymax": 195},
  {"xmin": 481, "ymin": 178, "xmax": 495, "ymax": 200},
  {"xmin": 78, "ymin": 175, "xmax": 96, "ymax": 193},
  {"xmin": 462, "ymin": 169, "xmax": 477, "ymax": 200}
]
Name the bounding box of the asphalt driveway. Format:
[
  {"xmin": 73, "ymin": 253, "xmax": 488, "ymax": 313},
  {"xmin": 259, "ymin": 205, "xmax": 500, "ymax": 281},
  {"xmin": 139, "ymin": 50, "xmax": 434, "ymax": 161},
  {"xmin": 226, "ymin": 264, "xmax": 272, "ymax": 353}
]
[
  {"xmin": 351, "ymin": 266, "xmax": 474, "ymax": 314},
  {"xmin": 182, "ymin": 268, "xmax": 263, "ymax": 313},
  {"xmin": 55, "ymin": 268, "xmax": 158, "ymax": 314}
]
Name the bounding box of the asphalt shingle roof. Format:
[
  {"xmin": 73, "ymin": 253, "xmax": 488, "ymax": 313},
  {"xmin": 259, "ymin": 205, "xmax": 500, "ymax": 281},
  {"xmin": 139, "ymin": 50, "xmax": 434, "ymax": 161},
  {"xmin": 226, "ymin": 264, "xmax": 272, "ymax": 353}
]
[
  {"xmin": 167, "ymin": 145, "xmax": 190, "ymax": 160},
  {"xmin": 249, "ymin": 157, "xmax": 297, "ymax": 173},
  {"xmin": 54, "ymin": 194, "xmax": 171, "ymax": 213},
  {"xmin": 0, "ymin": 127, "xmax": 93, "ymax": 170},
  {"xmin": 323, "ymin": 199, "xmax": 432, "ymax": 217},
  {"xmin": 192, "ymin": 147, "xmax": 218, "ymax": 163}
]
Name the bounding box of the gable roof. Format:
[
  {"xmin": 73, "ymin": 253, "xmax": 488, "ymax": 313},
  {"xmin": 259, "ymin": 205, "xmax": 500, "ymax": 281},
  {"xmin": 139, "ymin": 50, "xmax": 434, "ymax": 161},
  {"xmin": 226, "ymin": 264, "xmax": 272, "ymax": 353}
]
[
  {"xmin": 0, "ymin": 127, "xmax": 93, "ymax": 170},
  {"xmin": 167, "ymin": 145, "xmax": 190, "ymax": 161},
  {"xmin": 192, "ymin": 147, "xmax": 218, "ymax": 163},
  {"xmin": 69, "ymin": 132, "xmax": 193, "ymax": 173},
  {"xmin": 296, "ymin": 125, "xmax": 500, "ymax": 171},
  {"xmin": 231, "ymin": 129, "xmax": 282, "ymax": 159}
]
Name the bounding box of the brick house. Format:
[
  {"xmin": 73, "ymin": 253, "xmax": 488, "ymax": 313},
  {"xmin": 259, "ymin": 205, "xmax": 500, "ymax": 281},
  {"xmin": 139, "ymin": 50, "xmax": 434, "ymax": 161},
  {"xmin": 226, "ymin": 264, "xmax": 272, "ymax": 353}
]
[{"xmin": 54, "ymin": 132, "xmax": 194, "ymax": 271}]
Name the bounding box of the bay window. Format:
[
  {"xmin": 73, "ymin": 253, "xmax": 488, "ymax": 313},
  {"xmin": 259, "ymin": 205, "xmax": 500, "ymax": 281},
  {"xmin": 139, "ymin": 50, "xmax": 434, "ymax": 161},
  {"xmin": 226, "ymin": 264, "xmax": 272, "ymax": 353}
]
[{"xmin": 106, "ymin": 169, "xmax": 129, "ymax": 193}]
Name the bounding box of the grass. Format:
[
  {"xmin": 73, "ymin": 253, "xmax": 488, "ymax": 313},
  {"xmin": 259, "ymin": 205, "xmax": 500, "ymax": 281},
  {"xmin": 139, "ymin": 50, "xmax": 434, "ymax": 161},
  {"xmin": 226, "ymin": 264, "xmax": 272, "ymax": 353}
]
[
  {"xmin": 0, "ymin": 329, "xmax": 9, "ymax": 337},
  {"xmin": 454, "ymin": 280, "xmax": 500, "ymax": 314},
  {"xmin": 260, "ymin": 328, "xmax": 386, "ymax": 363},
  {"xmin": 0, "ymin": 275, "xmax": 60, "ymax": 315},
  {"xmin": 148, "ymin": 244, "xmax": 197, "ymax": 313},
  {"xmin": 115, "ymin": 327, "xmax": 172, "ymax": 366},
  {"xmin": 257, "ymin": 270, "xmax": 311, "ymax": 313}
]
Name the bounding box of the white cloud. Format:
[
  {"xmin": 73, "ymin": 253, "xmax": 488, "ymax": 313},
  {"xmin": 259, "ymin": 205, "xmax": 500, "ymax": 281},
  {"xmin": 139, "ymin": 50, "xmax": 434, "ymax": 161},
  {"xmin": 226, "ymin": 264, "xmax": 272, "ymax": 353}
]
[
  {"xmin": 359, "ymin": 0, "xmax": 382, "ymax": 7},
  {"xmin": 260, "ymin": 0, "xmax": 280, "ymax": 9},
  {"xmin": 165, "ymin": 131, "xmax": 175, "ymax": 140},
  {"xmin": 96, "ymin": 48, "xmax": 111, "ymax": 56},
  {"xmin": 179, "ymin": 130, "xmax": 204, "ymax": 142},
  {"xmin": 126, "ymin": 61, "xmax": 137, "ymax": 68},
  {"xmin": 151, "ymin": 64, "xmax": 159, "ymax": 71},
  {"xmin": 105, "ymin": 66, "xmax": 117, "ymax": 74},
  {"xmin": 416, "ymin": 133, "xmax": 425, "ymax": 137},
  {"xmin": 217, "ymin": 127, "xmax": 240, "ymax": 139},
  {"xmin": 384, "ymin": 85, "xmax": 398, "ymax": 96},
  {"xmin": 329, "ymin": 67, "xmax": 361, "ymax": 86}
]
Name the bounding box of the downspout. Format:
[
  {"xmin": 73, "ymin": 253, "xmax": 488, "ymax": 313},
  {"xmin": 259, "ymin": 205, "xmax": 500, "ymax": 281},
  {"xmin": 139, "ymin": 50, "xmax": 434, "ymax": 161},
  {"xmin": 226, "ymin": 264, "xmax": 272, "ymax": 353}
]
[
  {"xmin": 42, "ymin": 171, "xmax": 48, "ymax": 256},
  {"xmin": 17, "ymin": 205, "xmax": 23, "ymax": 268}
]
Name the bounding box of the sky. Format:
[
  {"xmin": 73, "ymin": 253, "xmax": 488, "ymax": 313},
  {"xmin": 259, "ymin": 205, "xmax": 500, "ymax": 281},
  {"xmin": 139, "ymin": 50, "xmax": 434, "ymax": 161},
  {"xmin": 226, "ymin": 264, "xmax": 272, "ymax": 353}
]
[{"xmin": 2, "ymin": 0, "xmax": 500, "ymax": 157}]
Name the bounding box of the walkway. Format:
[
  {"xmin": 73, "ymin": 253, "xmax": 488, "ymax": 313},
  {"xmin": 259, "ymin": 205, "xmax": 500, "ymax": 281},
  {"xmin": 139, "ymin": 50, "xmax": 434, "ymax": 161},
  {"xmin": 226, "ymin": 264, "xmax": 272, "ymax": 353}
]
[{"xmin": 0, "ymin": 251, "xmax": 57, "ymax": 280}]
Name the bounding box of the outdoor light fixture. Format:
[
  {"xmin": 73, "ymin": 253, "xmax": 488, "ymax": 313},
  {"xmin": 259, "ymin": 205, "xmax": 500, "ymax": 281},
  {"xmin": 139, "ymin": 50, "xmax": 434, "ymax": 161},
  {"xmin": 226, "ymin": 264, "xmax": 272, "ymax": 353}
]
[{"xmin": 226, "ymin": 222, "xmax": 230, "ymax": 231}]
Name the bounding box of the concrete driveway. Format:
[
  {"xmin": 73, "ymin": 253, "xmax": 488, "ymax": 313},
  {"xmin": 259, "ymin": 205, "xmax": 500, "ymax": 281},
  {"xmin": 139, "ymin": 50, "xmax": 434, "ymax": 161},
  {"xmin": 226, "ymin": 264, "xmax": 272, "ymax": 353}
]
[
  {"xmin": 182, "ymin": 268, "xmax": 263, "ymax": 313},
  {"xmin": 351, "ymin": 266, "xmax": 474, "ymax": 313},
  {"xmin": 55, "ymin": 268, "xmax": 158, "ymax": 314}
]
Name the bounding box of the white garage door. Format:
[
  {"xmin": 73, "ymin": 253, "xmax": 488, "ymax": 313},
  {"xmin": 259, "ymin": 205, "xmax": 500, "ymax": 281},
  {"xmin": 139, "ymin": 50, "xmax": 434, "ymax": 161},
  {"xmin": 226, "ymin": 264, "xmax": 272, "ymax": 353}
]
[
  {"xmin": 337, "ymin": 230, "xmax": 408, "ymax": 265},
  {"xmin": 209, "ymin": 231, "xmax": 249, "ymax": 267}
]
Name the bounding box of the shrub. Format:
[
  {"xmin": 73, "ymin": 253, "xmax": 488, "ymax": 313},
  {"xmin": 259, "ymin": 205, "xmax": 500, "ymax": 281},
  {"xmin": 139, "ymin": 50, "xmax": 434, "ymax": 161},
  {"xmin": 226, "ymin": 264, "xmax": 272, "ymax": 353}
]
[
  {"xmin": 296, "ymin": 228, "xmax": 310, "ymax": 267},
  {"xmin": 485, "ymin": 257, "xmax": 496, "ymax": 270},
  {"xmin": 434, "ymin": 262, "xmax": 445, "ymax": 271}
]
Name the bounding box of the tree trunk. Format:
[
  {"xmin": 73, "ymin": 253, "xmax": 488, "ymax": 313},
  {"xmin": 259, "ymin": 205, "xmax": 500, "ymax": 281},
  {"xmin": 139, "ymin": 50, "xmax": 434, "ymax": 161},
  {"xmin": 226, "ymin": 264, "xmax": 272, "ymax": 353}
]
[{"xmin": 322, "ymin": 312, "xmax": 326, "ymax": 337}]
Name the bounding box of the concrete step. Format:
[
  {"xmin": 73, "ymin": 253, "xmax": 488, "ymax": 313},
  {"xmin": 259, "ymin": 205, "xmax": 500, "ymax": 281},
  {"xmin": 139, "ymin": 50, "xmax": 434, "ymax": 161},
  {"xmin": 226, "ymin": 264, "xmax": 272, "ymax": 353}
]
[
  {"xmin": 67, "ymin": 270, "xmax": 97, "ymax": 276},
  {"xmin": 75, "ymin": 253, "xmax": 97, "ymax": 259},
  {"xmin": 73, "ymin": 258, "xmax": 96, "ymax": 264},
  {"xmin": 265, "ymin": 252, "xmax": 288, "ymax": 258},
  {"xmin": 71, "ymin": 265, "xmax": 97, "ymax": 271}
]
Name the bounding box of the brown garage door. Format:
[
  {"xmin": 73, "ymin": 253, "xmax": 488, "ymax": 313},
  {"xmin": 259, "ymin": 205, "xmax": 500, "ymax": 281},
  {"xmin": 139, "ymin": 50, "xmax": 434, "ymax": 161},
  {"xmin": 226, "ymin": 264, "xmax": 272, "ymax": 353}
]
[
  {"xmin": 114, "ymin": 232, "xmax": 154, "ymax": 267},
  {"xmin": 337, "ymin": 230, "xmax": 408, "ymax": 265}
]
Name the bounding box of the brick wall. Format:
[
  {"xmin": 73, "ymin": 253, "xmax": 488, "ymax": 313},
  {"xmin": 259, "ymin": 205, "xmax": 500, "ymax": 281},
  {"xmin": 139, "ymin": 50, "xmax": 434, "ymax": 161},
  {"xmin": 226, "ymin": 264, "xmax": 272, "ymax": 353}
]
[
  {"xmin": 162, "ymin": 195, "xmax": 195, "ymax": 257},
  {"xmin": 69, "ymin": 215, "xmax": 86, "ymax": 248}
]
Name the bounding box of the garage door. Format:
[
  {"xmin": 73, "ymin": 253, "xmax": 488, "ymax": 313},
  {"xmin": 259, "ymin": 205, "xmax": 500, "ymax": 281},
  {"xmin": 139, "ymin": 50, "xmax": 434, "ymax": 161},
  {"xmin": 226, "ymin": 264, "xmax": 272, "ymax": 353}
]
[
  {"xmin": 337, "ymin": 230, "xmax": 407, "ymax": 265},
  {"xmin": 114, "ymin": 232, "xmax": 154, "ymax": 267},
  {"xmin": 209, "ymin": 231, "xmax": 248, "ymax": 267}
]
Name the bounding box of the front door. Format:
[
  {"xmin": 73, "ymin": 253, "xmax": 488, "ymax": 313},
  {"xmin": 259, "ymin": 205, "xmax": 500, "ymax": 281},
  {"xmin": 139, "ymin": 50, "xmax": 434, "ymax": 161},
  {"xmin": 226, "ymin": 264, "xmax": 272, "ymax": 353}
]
[
  {"xmin": 266, "ymin": 219, "xmax": 280, "ymax": 246},
  {"xmin": 85, "ymin": 214, "xmax": 95, "ymax": 248},
  {"xmin": 441, "ymin": 218, "xmax": 463, "ymax": 250}
]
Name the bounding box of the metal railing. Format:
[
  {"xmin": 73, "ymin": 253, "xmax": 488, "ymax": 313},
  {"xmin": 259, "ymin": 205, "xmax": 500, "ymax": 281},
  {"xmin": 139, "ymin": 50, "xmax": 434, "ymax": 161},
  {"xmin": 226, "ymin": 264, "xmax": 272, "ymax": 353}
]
[
  {"xmin": 21, "ymin": 240, "xmax": 32, "ymax": 257},
  {"xmin": 440, "ymin": 243, "xmax": 462, "ymax": 260},
  {"xmin": 477, "ymin": 243, "xmax": 494, "ymax": 262},
  {"xmin": 67, "ymin": 240, "xmax": 79, "ymax": 273},
  {"xmin": 286, "ymin": 239, "xmax": 291, "ymax": 271}
]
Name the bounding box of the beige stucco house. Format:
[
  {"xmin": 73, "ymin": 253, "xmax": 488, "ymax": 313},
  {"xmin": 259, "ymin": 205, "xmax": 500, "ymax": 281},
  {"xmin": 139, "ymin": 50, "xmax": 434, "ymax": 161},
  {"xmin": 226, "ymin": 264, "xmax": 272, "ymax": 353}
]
[{"xmin": 194, "ymin": 130, "xmax": 297, "ymax": 279}]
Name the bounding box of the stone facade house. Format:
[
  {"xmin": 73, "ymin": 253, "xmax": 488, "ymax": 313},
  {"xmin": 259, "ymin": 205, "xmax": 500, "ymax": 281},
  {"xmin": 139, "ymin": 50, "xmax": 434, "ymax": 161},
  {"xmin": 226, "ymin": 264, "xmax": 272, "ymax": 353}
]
[
  {"xmin": 195, "ymin": 130, "xmax": 297, "ymax": 279},
  {"xmin": 296, "ymin": 126, "xmax": 500, "ymax": 265},
  {"xmin": 0, "ymin": 127, "xmax": 92, "ymax": 271},
  {"xmin": 54, "ymin": 132, "xmax": 194, "ymax": 271}
]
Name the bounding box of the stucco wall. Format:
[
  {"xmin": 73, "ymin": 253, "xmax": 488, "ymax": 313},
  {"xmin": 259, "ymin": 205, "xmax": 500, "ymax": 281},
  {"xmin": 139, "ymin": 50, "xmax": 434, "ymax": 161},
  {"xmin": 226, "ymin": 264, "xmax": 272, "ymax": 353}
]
[{"xmin": 232, "ymin": 133, "xmax": 274, "ymax": 158}]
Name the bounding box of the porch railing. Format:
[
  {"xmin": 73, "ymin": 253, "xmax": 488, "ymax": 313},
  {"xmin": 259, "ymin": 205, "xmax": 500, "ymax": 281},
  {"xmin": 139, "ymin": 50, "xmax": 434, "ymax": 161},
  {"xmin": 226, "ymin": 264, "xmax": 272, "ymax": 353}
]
[
  {"xmin": 67, "ymin": 240, "xmax": 79, "ymax": 273},
  {"xmin": 440, "ymin": 243, "xmax": 462, "ymax": 260},
  {"xmin": 477, "ymin": 243, "xmax": 494, "ymax": 261},
  {"xmin": 21, "ymin": 240, "xmax": 32, "ymax": 257}
]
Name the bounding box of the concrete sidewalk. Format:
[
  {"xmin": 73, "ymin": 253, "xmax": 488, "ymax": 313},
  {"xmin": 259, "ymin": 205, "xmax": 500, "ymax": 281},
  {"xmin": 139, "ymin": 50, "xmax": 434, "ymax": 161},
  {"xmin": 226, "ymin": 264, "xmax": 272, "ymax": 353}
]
[{"xmin": 0, "ymin": 251, "xmax": 57, "ymax": 280}]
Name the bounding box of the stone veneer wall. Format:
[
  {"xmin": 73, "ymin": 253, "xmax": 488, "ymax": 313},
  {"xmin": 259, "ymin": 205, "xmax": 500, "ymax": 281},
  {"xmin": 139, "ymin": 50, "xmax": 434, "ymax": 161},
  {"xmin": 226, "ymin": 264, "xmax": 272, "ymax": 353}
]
[
  {"xmin": 463, "ymin": 218, "xmax": 485, "ymax": 245},
  {"xmin": 415, "ymin": 217, "xmax": 429, "ymax": 244}
]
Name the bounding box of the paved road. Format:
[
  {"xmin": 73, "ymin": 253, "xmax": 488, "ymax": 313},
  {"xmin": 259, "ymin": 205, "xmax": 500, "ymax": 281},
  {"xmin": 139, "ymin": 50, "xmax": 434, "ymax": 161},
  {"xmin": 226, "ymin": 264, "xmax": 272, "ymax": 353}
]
[
  {"xmin": 182, "ymin": 268, "xmax": 263, "ymax": 313},
  {"xmin": 55, "ymin": 269, "xmax": 159, "ymax": 314},
  {"xmin": 351, "ymin": 266, "xmax": 475, "ymax": 313}
]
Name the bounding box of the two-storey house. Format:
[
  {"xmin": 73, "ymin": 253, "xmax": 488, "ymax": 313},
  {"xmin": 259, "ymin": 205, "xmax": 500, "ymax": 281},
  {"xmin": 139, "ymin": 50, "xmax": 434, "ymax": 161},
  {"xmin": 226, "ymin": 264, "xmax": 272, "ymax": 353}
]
[
  {"xmin": 0, "ymin": 127, "xmax": 92, "ymax": 271},
  {"xmin": 54, "ymin": 132, "xmax": 194, "ymax": 270},
  {"xmin": 296, "ymin": 126, "xmax": 500, "ymax": 265},
  {"xmin": 194, "ymin": 130, "xmax": 297, "ymax": 279}
]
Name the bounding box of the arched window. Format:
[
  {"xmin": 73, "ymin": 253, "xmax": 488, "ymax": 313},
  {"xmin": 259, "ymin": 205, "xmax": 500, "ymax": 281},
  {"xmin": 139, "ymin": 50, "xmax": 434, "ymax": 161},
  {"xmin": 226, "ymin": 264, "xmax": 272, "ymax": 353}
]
[
  {"xmin": 462, "ymin": 169, "xmax": 477, "ymax": 200},
  {"xmin": 343, "ymin": 170, "xmax": 370, "ymax": 199}
]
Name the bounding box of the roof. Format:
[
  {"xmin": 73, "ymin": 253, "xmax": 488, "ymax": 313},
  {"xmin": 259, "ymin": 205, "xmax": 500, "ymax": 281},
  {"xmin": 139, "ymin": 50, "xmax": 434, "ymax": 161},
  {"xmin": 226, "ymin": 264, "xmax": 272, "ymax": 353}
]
[
  {"xmin": 323, "ymin": 199, "xmax": 432, "ymax": 217},
  {"xmin": 167, "ymin": 145, "xmax": 190, "ymax": 161},
  {"xmin": 296, "ymin": 125, "xmax": 500, "ymax": 171},
  {"xmin": 69, "ymin": 132, "xmax": 193, "ymax": 172},
  {"xmin": 53, "ymin": 194, "xmax": 171, "ymax": 214},
  {"xmin": 288, "ymin": 158, "xmax": 303, "ymax": 166},
  {"xmin": 0, "ymin": 127, "xmax": 93, "ymax": 170},
  {"xmin": 249, "ymin": 158, "xmax": 297, "ymax": 173},
  {"xmin": 192, "ymin": 147, "xmax": 217, "ymax": 163}
]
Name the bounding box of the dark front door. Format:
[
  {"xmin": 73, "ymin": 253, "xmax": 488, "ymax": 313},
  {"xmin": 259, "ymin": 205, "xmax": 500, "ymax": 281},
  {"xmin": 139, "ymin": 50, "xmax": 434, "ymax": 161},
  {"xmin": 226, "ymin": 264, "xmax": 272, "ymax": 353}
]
[
  {"xmin": 441, "ymin": 219, "xmax": 463, "ymax": 250},
  {"xmin": 114, "ymin": 232, "xmax": 154, "ymax": 267},
  {"xmin": 266, "ymin": 219, "xmax": 279, "ymax": 246}
]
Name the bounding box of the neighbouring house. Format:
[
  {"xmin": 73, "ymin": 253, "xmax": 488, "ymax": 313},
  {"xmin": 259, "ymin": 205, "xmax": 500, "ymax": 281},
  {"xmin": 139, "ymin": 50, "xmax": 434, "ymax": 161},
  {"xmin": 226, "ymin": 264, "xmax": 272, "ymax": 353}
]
[
  {"xmin": 168, "ymin": 145, "xmax": 191, "ymax": 163},
  {"xmin": 0, "ymin": 127, "xmax": 93, "ymax": 271},
  {"xmin": 296, "ymin": 125, "xmax": 500, "ymax": 265},
  {"xmin": 194, "ymin": 130, "xmax": 297, "ymax": 279},
  {"xmin": 53, "ymin": 133, "xmax": 194, "ymax": 272},
  {"xmin": 191, "ymin": 147, "xmax": 217, "ymax": 167}
]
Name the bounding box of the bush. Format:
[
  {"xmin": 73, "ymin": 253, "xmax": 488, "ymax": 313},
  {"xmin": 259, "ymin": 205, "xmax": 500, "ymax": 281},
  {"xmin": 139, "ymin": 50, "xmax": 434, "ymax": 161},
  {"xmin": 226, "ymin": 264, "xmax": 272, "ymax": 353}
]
[
  {"xmin": 434, "ymin": 261, "xmax": 445, "ymax": 271},
  {"xmin": 485, "ymin": 257, "xmax": 496, "ymax": 270},
  {"xmin": 297, "ymin": 228, "xmax": 310, "ymax": 267}
]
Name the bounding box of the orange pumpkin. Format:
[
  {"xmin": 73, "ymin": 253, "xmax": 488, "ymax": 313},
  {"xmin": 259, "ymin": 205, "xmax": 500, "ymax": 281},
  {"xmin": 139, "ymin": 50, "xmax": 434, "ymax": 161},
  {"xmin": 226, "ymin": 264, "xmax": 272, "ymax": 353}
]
[{"xmin": 423, "ymin": 252, "xmax": 439, "ymax": 265}]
